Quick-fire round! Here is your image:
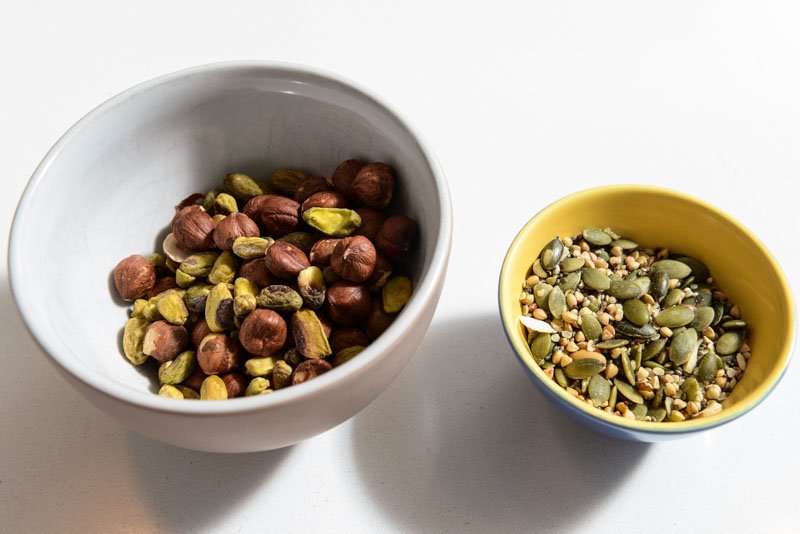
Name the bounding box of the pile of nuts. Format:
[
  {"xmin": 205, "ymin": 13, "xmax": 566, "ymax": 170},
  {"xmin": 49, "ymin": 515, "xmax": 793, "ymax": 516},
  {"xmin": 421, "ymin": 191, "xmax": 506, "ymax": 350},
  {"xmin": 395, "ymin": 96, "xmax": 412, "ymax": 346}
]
[{"xmin": 113, "ymin": 160, "xmax": 418, "ymax": 400}]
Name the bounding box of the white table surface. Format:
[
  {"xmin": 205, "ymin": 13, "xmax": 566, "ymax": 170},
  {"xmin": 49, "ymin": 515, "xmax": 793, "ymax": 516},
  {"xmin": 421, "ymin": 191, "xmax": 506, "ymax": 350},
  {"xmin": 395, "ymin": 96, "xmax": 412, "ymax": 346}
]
[{"xmin": 2, "ymin": 1, "xmax": 799, "ymax": 532}]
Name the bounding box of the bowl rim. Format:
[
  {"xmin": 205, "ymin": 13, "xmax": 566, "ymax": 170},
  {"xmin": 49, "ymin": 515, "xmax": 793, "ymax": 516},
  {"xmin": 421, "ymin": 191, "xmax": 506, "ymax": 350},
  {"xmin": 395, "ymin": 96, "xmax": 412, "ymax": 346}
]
[
  {"xmin": 8, "ymin": 60, "xmax": 453, "ymax": 415},
  {"xmin": 498, "ymin": 184, "xmax": 795, "ymax": 434}
]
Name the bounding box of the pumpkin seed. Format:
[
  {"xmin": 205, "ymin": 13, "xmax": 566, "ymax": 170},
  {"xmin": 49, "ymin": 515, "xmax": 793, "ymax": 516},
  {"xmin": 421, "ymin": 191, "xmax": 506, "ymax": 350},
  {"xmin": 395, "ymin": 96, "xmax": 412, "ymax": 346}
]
[
  {"xmin": 565, "ymin": 357, "xmax": 606, "ymax": 379},
  {"xmin": 519, "ymin": 315, "xmax": 556, "ymax": 334},
  {"xmin": 608, "ymin": 384, "xmax": 618, "ymax": 407},
  {"xmin": 540, "ymin": 238, "xmax": 564, "ymax": 270},
  {"xmin": 581, "ymin": 315, "xmax": 602, "ymax": 340},
  {"xmin": 662, "ymin": 287, "xmax": 684, "ymax": 308},
  {"xmin": 631, "ymin": 344, "xmax": 643, "ymax": 369},
  {"xmin": 642, "ymin": 338, "xmax": 667, "ymax": 361},
  {"xmin": 623, "ymin": 299, "xmax": 649, "ymax": 326},
  {"xmin": 530, "ymin": 332, "xmax": 553, "ymax": 364},
  {"xmin": 655, "ymin": 305, "xmax": 695, "ymax": 328},
  {"xmin": 554, "ymin": 367, "xmax": 570, "ymax": 388},
  {"xmin": 697, "ymin": 353, "xmax": 722, "ymax": 383},
  {"xmin": 693, "ymin": 288, "xmax": 713, "ymax": 307},
  {"xmin": 669, "ymin": 328, "xmax": 698, "ymax": 365},
  {"xmin": 716, "ymin": 331, "xmax": 744, "ymax": 355},
  {"xmin": 614, "ymin": 320, "xmax": 657, "ymax": 339},
  {"xmin": 595, "ymin": 339, "xmax": 629, "ymax": 349},
  {"xmin": 652, "ymin": 386, "xmax": 664, "ymax": 408},
  {"xmin": 582, "ymin": 268, "xmax": 610, "ymax": 291},
  {"xmin": 675, "ymin": 256, "xmax": 710, "ymax": 281},
  {"xmin": 651, "ymin": 259, "xmax": 692, "ymax": 279},
  {"xmin": 721, "ymin": 319, "xmax": 747, "ymax": 330},
  {"xmin": 558, "ymin": 271, "xmax": 581, "ymax": 291},
  {"xmin": 650, "ymin": 270, "xmax": 670, "ymax": 302},
  {"xmin": 690, "ymin": 306, "xmax": 715, "ymax": 332},
  {"xmin": 682, "ymin": 339, "xmax": 700, "ymax": 373},
  {"xmin": 711, "ymin": 301, "xmax": 725, "ymax": 326},
  {"xmin": 633, "ymin": 276, "xmax": 651, "ymax": 294},
  {"xmin": 679, "ymin": 275, "xmax": 695, "ymax": 290},
  {"xmin": 614, "ymin": 379, "xmax": 644, "ymax": 404},
  {"xmin": 561, "ymin": 257, "xmax": 585, "ymax": 273},
  {"xmin": 533, "ymin": 283, "xmax": 553, "ymax": 312},
  {"xmin": 588, "ymin": 375, "xmax": 611, "ymax": 406},
  {"xmin": 632, "ymin": 403, "xmax": 648, "ymax": 420},
  {"xmin": 532, "ymin": 259, "xmax": 548, "ymax": 278},
  {"xmin": 648, "ymin": 407, "xmax": 667, "ymax": 422},
  {"xmin": 611, "ymin": 238, "xmax": 639, "ymax": 250},
  {"xmin": 682, "ymin": 377, "xmax": 702, "ymax": 402},
  {"xmin": 596, "ymin": 249, "xmax": 610, "ymax": 262},
  {"xmin": 608, "ymin": 279, "xmax": 644, "ymax": 300},
  {"xmin": 583, "ymin": 228, "xmax": 612, "ymax": 246},
  {"xmin": 548, "ymin": 286, "xmax": 567, "ymax": 318},
  {"xmin": 620, "ymin": 352, "xmax": 635, "ymax": 385}
]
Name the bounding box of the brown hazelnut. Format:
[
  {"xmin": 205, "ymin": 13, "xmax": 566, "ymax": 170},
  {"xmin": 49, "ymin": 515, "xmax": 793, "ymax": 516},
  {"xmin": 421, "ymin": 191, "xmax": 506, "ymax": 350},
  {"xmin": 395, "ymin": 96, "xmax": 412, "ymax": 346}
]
[
  {"xmin": 331, "ymin": 159, "xmax": 365, "ymax": 201},
  {"xmin": 197, "ymin": 333, "xmax": 241, "ymax": 374},
  {"xmin": 367, "ymin": 254, "xmax": 393, "ymax": 291},
  {"xmin": 239, "ymin": 309, "xmax": 287, "ymax": 356},
  {"xmin": 239, "ymin": 258, "xmax": 272, "ymax": 288},
  {"xmin": 375, "ymin": 215, "xmax": 418, "ymax": 259},
  {"xmin": 213, "ymin": 212, "xmax": 259, "ymax": 250},
  {"xmin": 301, "ymin": 191, "xmax": 348, "ymax": 215},
  {"xmin": 221, "ymin": 372, "xmax": 248, "ymax": 398},
  {"xmin": 330, "ymin": 328, "xmax": 370, "ymax": 353},
  {"xmin": 143, "ymin": 321, "xmax": 189, "ymax": 363},
  {"xmin": 355, "ymin": 209, "xmax": 386, "ymax": 241},
  {"xmin": 352, "ymin": 163, "xmax": 394, "ymax": 209},
  {"xmin": 326, "ymin": 282, "xmax": 371, "ymax": 326},
  {"xmin": 365, "ymin": 301, "xmax": 396, "ymax": 340},
  {"xmin": 278, "ymin": 232, "xmax": 316, "ymax": 254},
  {"xmin": 264, "ymin": 241, "xmax": 310, "ymax": 279},
  {"xmin": 331, "ymin": 236, "xmax": 377, "ymax": 283},
  {"xmin": 292, "ymin": 359, "xmax": 332, "ymax": 385},
  {"xmin": 113, "ymin": 254, "xmax": 156, "ymax": 301},
  {"xmin": 144, "ymin": 276, "xmax": 179, "ymax": 299},
  {"xmin": 243, "ymin": 194, "xmax": 300, "ymax": 236},
  {"xmin": 172, "ymin": 205, "xmax": 216, "ymax": 250},
  {"xmin": 182, "ymin": 366, "xmax": 207, "ymax": 391},
  {"xmin": 294, "ymin": 176, "xmax": 330, "ymax": 202},
  {"xmin": 309, "ymin": 238, "xmax": 341, "ymax": 267},
  {"xmin": 190, "ymin": 319, "xmax": 212, "ymax": 347},
  {"xmin": 318, "ymin": 312, "xmax": 333, "ymax": 339}
]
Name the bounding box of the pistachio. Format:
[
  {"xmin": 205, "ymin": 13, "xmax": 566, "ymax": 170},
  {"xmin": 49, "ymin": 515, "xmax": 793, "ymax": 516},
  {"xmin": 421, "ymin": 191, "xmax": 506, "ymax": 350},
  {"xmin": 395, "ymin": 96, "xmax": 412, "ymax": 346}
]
[
  {"xmin": 298, "ymin": 266, "xmax": 326, "ymax": 310},
  {"xmin": 233, "ymin": 277, "xmax": 258, "ymax": 298},
  {"xmin": 223, "ymin": 173, "xmax": 263, "ymax": 200},
  {"xmin": 232, "ymin": 236, "xmax": 274, "ymax": 259},
  {"xmin": 180, "ymin": 252, "xmax": 220, "ymax": 277},
  {"xmin": 245, "ymin": 377, "xmax": 272, "ymax": 396},
  {"xmin": 622, "ymin": 299, "xmax": 649, "ymax": 327},
  {"xmin": 205, "ymin": 283, "xmax": 235, "ymax": 332},
  {"xmin": 539, "ymin": 238, "xmax": 564, "ymax": 270},
  {"xmin": 156, "ymin": 289, "xmax": 189, "ymax": 326},
  {"xmin": 582, "ymin": 268, "xmax": 611, "ymax": 291},
  {"xmin": 159, "ymin": 384, "xmax": 184, "ymax": 399},
  {"xmin": 200, "ymin": 375, "xmax": 229, "ymax": 400},
  {"xmin": 158, "ymin": 350, "xmax": 197, "ymax": 385},
  {"xmin": 122, "ymin": 317, "xmax": 150, "ymax": 365},
  {"xmin": 132, "ymin": 299, "xmax": 148, "ymax": 318},
  {"xmin": 650, "ymin": 259, "xmax": 692, "ymax": 280},
  {"xmin": 233, "ymin": 294, "xmax": 256, "ymax": 318},
  {"xmin": 208, "ymin": 251, "xmax": 238, "ymax": 285},
  {"xmin": 184, "ymin": 284, "xmax": 213, "ymax": 313},
  {"xmin": 334, "ymin": 346, "xmax": 365, "ymax": 367},
  {"xmin": 271, "ymin": 360, "xmax": 293, "ymax": 390},
  {"xmin": 303, "ymin": 207, "xmax": 362, "ymax": 237},
  {"xmin": 257, "ymin": 285, "xmax": 303, "ymax": 312},
  {"xmin": 175, "ymin": 385, "xmax": 200, "ymax": 399},
  {"xmin": 382, "ymin": 276, "xmax": 412, "ymax": 313},
  {"xmin": 270, "ymin": 169, "xmax": 307, "ymax": 195},
  {"xmin": 292, "ymin": 310, "xmax": 332, "ymax": 359},
  {"xmin": 655, "ymin": 305, "xmax": 695, "ymax": 328},
  {"xmin": 213, "ymin": 192, "xmax": 239, "ymax": 215},
  {"xmin": 245, "ymin": 356, "xmax": 279, "ymax": 377},
  {"xmin": 174, "ymin": 269, "xmax": 196, "ymax": 288}
]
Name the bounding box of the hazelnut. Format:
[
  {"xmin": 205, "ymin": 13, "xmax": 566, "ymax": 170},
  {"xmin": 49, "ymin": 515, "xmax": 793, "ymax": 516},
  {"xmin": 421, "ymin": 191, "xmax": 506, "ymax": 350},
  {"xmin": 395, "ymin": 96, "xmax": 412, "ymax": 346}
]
[
  {"xmin": 309, "ymin": 238, "xmax": 341, "ymax": 267},
  {"xmin": 326, "ymin": 282, "xmax": 371, "ymax": 326},
  {"xmin": 182, "ymin": 366, "xmax": 207, "ymax": 391},
  {"xmin": 190, "ymin": 319, "xmax": 212, "ymax": 347},
  {"xmin": 365, "ymin": 301, "xmax": 396, "ymax": 340},
  {"xmin": 221, "ymin": 372, "xmax": 248, "ymax": 398},
  {"xmin": 294, "ymin": 176, "xmax": 330, "ymax": 202},
  {"xmin": 144, "ymin": 276, "xmax": 179, "ymax": 299},
  {"xmin": 301, "ymin": 191, "xmax": 348, "ymax": 215},
  {"xmin": 213, "ymin": 212, "xmax": 259, "ymax": 250},
  {"xmin": 239, "ymin": 258, "xmax": 272, "ymax": 288},
  {"xmin": 292, "ymin": 359, "xmax": 333, "ymax": 385},
  {"xmin": 113, "ymin": 254, "xmax": 156, "ymax": 301},
  {"xmin": 278, "ymin": 231, "xmax": 316, "ymax": 254},
  {"xmin": 355, "ymin": 209, "xmax": 386, "ymax": 241},
  {"xmin": 331, "ymin": 159, "xmax": 365, "ymax": 201},
  {"xmin": 142, "ymin": 321, "xmax": 189, "ymax": 363},
  {"xmin": 197, "ymin": 333, "xmax": 241, "ymax": 374},
  {"xmin": 367, "ymin": 254, "xmax": 393, "ymax": 291},
  {"xmin": 352, "ymin": 163, "xmax": 394, "ymax": 208},
  {"xmin": 331, "ymin": 236, "xmax": 377, "ymax": 283},
  {"xmin": 244, "ymin": 194, "xmax": 300, "ymax": 236},
  {"xmin": 239, "ymin": 309, "xmax": 287, "ymax": 356},
  {"xmin": 265, "ymin": 241, "xmax": 310, "ymax": 279},
  {"xmin": 172, "ymin": 205, "xmax": 216, "ymax": 250},
  {"xmin": 330, "ymin": 328, "xmax": 370, "ymax": 354},
  {"xmin": 375, "ymin": 215, "xmax": 418, "ymax": 259}
]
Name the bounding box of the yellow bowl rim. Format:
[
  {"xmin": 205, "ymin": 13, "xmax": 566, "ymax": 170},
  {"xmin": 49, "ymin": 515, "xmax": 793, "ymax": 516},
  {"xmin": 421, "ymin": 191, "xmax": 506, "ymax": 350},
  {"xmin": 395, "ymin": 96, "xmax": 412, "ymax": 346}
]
[{"xmin": 498, "ymin": 184, "xmax": 796, "ymax": 433}]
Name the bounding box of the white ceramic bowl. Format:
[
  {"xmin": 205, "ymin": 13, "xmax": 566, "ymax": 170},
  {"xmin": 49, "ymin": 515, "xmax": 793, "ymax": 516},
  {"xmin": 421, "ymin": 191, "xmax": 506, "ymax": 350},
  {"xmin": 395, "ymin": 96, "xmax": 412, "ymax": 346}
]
[{"xmin": 9, "ymin": 61, "xmax": 451, "ymax": 453}]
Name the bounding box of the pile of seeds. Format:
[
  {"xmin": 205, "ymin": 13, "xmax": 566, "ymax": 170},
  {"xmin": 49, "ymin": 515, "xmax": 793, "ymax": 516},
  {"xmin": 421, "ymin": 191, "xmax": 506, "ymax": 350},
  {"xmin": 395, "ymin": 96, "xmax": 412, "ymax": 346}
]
[
  {"xmin": 519, "ymin": 228, "xmax": 749, "ymax": 422},
  {"xmin": 113, "ymin": 160, "xmax": 418, "ymax": 400}
]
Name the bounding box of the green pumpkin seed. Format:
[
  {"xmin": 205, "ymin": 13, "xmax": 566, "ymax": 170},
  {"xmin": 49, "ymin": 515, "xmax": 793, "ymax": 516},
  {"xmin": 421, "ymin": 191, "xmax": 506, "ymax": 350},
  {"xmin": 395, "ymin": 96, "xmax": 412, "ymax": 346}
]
[
  {"xmin": 693, "ymin": 288, "xmax": 713, "ymax": 307},
  {"xmin": 581, "ymin": 315, "xmax": 602, "ymax": 340},
  {"xmin": 722, "ymin": 319, "xmax": 747, "ymax": 330},
  {"xmin": 561, "ymin": 257, "xmax": 585, "ymax": 273},
  {"xmin": 588, "ymin": 375, "xmax": 611, "ymax": 406},
  {"xmin": 558, "ymin": 271, "xmax": 581, "ymax": 292},
  {"xmin": 540, "ymin": 238, "xmax": 565, "ymax": 270},
  {"xmin": 565, "ymin": 357, "xmax": 606, "ymax": 379},
  {"xmin": 632, "ymin": 403, "xmax": 648, "ymax": 420},
  {"xmin": 533, "ymin": 283, "xmax": 553, "ymax": 312},
  {"xmin": 623, "ymin": 299, "xmax": 649, "ymax": 326},
  {"xmin": 650, "ymin": 270, "xmax": 670, "ymax": 302},
  {"xmin": 642, "ymin": 338, "xmax": 667, "ymax": 361},
  {"xmin": 655, "ymin": 305, "xmax": 695, "ymax": 328},
  {"xmin": 532, "ymin": 259, "xmax": 548, "ymax": 278},
  {"xmin": 682, "ymin": 339, "xmax": 700, "ymax": 373},
  {"xmin": 633, "ymin": 276, "xmax": 651, "ymax": 294},
  {"xmin": 679, "ymin": 275, "xmax": 695, "ymax": 290},
  {"xmin": 554, "ymin": 367, "xmax": 570, "ymax": 388},
  {"xmin": 582, "ymin": 268, "xmax": 611, "ymax": 291},
  {"xmin": 631, "ymin": 344, "xmax": 643, "ymax": 369},
  {"xmin": 611, "ymin": 238, "xmax": 639, "ymax": 250},
  {"xmin": 620, "ymin": 352, "xmax": 636, "ymax": 385},
  {"xmin": 596, "ymin": 249, "xmax": 611, "ymax": 262},
  {"xmin": 652, "ymin": 386, "xmax": 664, "ymax": 408},
  {"xmin": 608, "ymin": 279, "xmax": 644, "ymax": 300},
  {"xmin": 548, "ymin": 286, "xmax": 567, "ymax": 318},
  {"xmin": 583, "ymin": 228, "xmax": 612, "ymax": 246},
  {"xmin": 662, "ymin": 288, "xmax": 684, "ymax": 308},
  {"xmin": 614, "ymin": 320, "xmax": 657, "ymax": 339},
  {"xmin": 608, "ymin": 384, "xmax": 618, "ymax": 407},
  {"xmin": 595, "ymin": 339, "xmax": 629, "ymax": 349},
  {"xmin": 580, "ymin": 377, "xmax": 590, "ymax": 394},
  {"xmin": 530, "ymin": 332, "xmax": 553, "ymax": 363},
  {"xmin": 614, "ymin": 379, "xmax": 644, "ymax": 404},
  {"xmin": 716, "ymin": 331, "xmax": 744, "ymax": 355},
  {"xmin": 669, "ymin": 328, "xmax": 698, "ymax": 365},
  {"xmin": 711, "ymin": 301, "xmax": 725, "ymax": 326},
  {"xmin": 697, "ymin": 353, "xmax": 722, "ymax": 383},
  {"xmin": 675, "ymin": 256, "xmax": 710, "ymax": 281},
  {"xmin": 682, "ymin": 377, "xmax": 702, "ymax": 402},
  {"xmin": 650, "ymin": 259, "xmax": 692, "ymax": 279},
  {"xmin": 648, "ymin": 407, "xmax": 667, "ymax": 422},
  {"xmin": 690, "ymin": 306, "xmax": 715, "ymax": 332}
]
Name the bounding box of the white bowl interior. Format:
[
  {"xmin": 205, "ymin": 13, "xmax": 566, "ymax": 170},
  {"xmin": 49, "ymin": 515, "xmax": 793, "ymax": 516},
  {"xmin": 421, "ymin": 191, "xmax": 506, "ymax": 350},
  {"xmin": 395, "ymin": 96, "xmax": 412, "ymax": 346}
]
[{"xmin": 12, "ymin": 64, "xmax": 442, "ymax": 404}]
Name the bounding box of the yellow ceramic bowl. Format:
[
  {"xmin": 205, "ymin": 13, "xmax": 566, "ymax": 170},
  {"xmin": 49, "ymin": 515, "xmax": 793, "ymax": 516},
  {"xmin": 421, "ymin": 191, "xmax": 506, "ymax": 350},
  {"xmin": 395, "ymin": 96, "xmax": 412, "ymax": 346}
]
[{"xmin": 498, "ymin": 185, "xmax": 795, "ymax": 440}]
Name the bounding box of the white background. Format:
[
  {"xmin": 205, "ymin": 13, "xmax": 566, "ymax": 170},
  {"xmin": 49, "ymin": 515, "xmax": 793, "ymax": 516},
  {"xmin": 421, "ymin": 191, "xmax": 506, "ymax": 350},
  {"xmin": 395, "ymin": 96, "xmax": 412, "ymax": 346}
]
[{"xmin": 2, "ymin": 1, "xmax": 798, "ymax": 532}]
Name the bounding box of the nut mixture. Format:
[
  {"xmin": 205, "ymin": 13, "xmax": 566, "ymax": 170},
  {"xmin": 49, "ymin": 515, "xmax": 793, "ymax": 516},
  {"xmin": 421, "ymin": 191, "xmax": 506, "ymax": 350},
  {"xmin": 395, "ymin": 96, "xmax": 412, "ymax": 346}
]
[
  {"xmin": 113, "ymin": 160, "xmax": 418, "ymax": 400},
  {"xmin": 519, "ymin": 228, "xmax": 749, "ymax": 422}
]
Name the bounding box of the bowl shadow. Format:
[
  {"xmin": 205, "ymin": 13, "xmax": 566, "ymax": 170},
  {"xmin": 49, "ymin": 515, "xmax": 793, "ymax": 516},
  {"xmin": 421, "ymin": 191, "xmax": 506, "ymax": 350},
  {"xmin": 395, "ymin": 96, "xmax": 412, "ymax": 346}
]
[{"xmin": 350, "ymin": 313, "xmax": 651, "ymax": 532}]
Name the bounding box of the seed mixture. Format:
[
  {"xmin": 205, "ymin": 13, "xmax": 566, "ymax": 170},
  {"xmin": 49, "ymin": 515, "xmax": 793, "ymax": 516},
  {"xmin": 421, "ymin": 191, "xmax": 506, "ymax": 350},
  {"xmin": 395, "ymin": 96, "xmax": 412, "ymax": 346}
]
[
  {"xmin": 519, "ymin": 228, "xmax": 749, "ymax": 422},
  {"xmin": 113, "ymin": 160, "xmax": 418, "ymax": 400}
]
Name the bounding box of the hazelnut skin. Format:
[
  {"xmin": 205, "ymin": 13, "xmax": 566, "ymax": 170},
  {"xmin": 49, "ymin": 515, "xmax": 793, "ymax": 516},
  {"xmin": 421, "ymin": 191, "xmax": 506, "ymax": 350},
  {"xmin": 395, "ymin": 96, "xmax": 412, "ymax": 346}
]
[
  {"xmin": 301, "ymin": 191, "xmax": 348, "ymax": 215},
  {"xmin": 331, "ymin": 159, "xmax": 365, "ymax": 201},
  {"xmin": 172, "ymin": 205, "xmax": 216, "ymax": 250},
  {"xmin": 367, "ymin": 254, "xmax": 393, "ymax": 291},
  {"xmin": 294, "ymin": 176, "xmax": 330, "ymax": 203},
  {"xmin": 182, "ymin": 366, "xmax": 207, "ymax": 391},
  {"xmin": 375, "ymin": 215, "xmax": 419, "ymax": 259},
  {"xmin": 331, "ymin": 236, "xmax": 377, "ymax": 283},
  {"xmin": 352, "ymin": 163, "xmax": 394, "ymax": 209},
  {"xmin": 365, "ymin": 301, "xmax": 396, "ymax": 340},
  {"xmin": 244, "ymin": 194, "xmax": 300, "ymax": 236},
  {"xmin": 213, "ymin": 212, "xmax": 259, "ymax": 250},
  {"xmin": 326, "ymin": 282, "xmax": 371, "ymax": 326},
  {"xmin": 309, "ymin": 238, "xmax": 341, "ymax": 267},
  {"xmin": 355, "ymin": 209, "xmax": 385, "ymax": 241},
  {"xmin": 265, "ymin": 241, "xmax": 310, "ymax": 279},
  {"xmin": 142, "ymin": 321, "xmax": 189, "ymax": 363},
  {"xmin": 190, "ymin": 319, "xmax": 213, "ymax": 348},
  {"xmin": 221, "ymin": 372, "xmax": 248, "ymax": 398},
  {"xmin": 239, "ymin": 258, "xmax": 272, "ymax": 289},
  {"xmin": 239, "ymin": 309, "xmax": 287, "ymax": 356},
  {"xmin": 292, "ymin": 359, "xmax": 333, "ymax": 385},
  {"xmin": 197, "ymin": 333, "xmax": 241, "ymax": 374},
  {"xmin": 113, "ymin": 254, "xmax": 156, "ymax": 301},
  {"xmin": 330, "ymin": 328, "xmax": 370, "ymax": 354},
  {"xmin": 144, "ymin": 276, "xmax": 179, "ymax": 300}
]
